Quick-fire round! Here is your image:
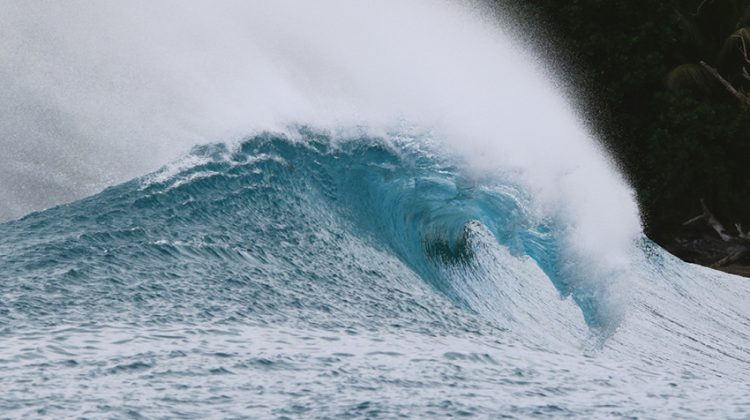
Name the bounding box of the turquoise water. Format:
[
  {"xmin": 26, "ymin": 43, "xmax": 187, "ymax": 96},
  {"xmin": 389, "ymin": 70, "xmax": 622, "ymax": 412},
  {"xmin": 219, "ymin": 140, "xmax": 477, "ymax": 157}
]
[{"xmin": 1, "ymin": 132, "xmax": 749, "ymax": 418}]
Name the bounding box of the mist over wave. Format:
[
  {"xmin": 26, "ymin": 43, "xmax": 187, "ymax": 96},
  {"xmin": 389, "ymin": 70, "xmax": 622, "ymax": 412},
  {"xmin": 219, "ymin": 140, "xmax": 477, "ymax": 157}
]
[{"xmin": 0, "ymin": 1, "xmax": 639, "ymax": 264}]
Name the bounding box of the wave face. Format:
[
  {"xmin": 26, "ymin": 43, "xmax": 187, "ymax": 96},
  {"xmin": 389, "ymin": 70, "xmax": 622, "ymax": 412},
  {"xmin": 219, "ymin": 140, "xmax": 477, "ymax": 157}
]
[{"xmin": 1, "ymin": 132, "xmax": 749, "ymax": 417}]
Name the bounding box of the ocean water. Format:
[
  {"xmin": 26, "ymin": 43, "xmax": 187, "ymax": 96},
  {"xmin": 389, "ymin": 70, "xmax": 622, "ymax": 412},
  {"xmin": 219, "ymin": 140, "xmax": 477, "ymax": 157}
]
[
  {"xmin": 2, "ymin": 1, "xmax": 750, "ymax": 418},
  {"xmin": 1, "ymin": 132, "xmax": 749, "ymax": 418}
]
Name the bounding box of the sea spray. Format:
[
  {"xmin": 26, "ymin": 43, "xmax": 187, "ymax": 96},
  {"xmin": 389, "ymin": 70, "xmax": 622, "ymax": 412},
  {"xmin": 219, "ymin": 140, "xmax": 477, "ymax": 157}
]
[{"xmin": 1, "ymin": 2, "xmax": 748, "ymax": 417}]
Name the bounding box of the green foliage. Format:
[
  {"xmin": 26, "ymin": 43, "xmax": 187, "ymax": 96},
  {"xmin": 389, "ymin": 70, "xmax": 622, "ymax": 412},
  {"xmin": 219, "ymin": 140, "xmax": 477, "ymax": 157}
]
[{"xmin": 498, "ymin": 0, "xmax": 750, "ymax": 234}]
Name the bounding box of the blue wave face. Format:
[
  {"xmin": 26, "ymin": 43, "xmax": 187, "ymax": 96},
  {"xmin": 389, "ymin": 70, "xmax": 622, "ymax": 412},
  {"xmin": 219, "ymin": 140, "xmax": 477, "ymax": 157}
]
[
  {"xmin": 0, "ymin": 131, "xmax": 591, "ymax": 329},
  {"xmin": 1, "ymin": 130, "xmax": 749, "ymax": 417}
]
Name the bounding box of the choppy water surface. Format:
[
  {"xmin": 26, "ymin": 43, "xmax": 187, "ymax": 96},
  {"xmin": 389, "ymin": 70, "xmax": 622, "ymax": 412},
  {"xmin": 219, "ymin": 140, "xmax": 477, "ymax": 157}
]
[{"xmin": 1, "ymin": 133, "xmax": 749, "ymax": 418}]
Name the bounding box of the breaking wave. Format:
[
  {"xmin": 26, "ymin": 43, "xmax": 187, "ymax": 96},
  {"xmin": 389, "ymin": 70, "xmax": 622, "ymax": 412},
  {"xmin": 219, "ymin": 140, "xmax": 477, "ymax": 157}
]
[{"xmin": 1, "ymin": 1, "xmax": 749, "ymax": 417}]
